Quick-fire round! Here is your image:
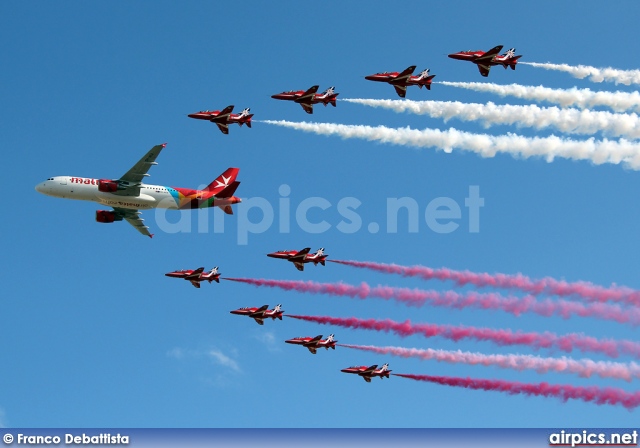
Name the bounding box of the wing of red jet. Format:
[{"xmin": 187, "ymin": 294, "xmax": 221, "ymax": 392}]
[
  {"xmin": 289, "ymin": 247, "xmax": 311, "ymax": 260},
  {"xmin": 210, "ymin": 105, "xmax": 235, "ymax": 123},
  {"xmin": 390, "ymin": 65, "xmax": 417, "ymax": 85},
  {"xmin": 393, "ymin": 85, "xmax": 407, "ymax": 98},
  {"xmin": 215, "ymin": 123, "xmax": 229, "ymax": 134},
  {"xmin": 185, "ymin": 267, "xmax": 205, "ymax": 278}
]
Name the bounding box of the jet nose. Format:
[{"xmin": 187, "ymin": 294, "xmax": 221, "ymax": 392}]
[
  {"xmin": 35, "ymin": 181, "xmax": 49, "ymax": 195},
  {"xmin": 364, "ymin": 75, "xmax": 375, "ymax": 80}
]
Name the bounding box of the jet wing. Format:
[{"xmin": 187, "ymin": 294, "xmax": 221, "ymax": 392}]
[
  {"xmin": 307, "ymin": 347, "xmax": 318, "ymax": 354},
  {"xmin": 297, "ymin": 86, "xmax": 319, "ymax": 114},
  {"xmin": 253, "ymin": 317, "xmax": 265, "ymax": 325},
  {"xmin": 393, "ymin": 85, "xmax": 407, "ymax": 98},
  {"xmin": 113, "ymin": 207, "xmax": 153, "ymax": 238},
  {"xmin": 303, "ymin": 335, "xmax": 323, "ymax": 346},
  {"xmin": 189, "ymin": 280, "xmax": 201, "ymax": 288},
  {"xmin": 300, "ymin": 103, "xmax": 314, "ymax": 114},
  {"xmin": 290, "ymin": 247, "xmax": 311, "ymax": 259},
  {"xmin": 298, "ymin": 85, "xmax": 320, "ymax": 102},
  {"xmin": 477, "ymin": 64, "xmax": 491, "ymax": 77},
  {"xmin": 211, "ymin": 105, "xmax": 234, "ymax": 123},
  {"xmin": 294, "ymin": 262, "xmax": 305, "ymax": 271},
  {"xmin": 363, "ymin": 376, "xmax": 372, "ymax": 382},
  {"xmin": 363, "ymin": 365, "xmax": 378, "ymax": 374},
  {"xmin": 115, "ymin": 144, "xmax": 165, "ymax": 196},
  {"xmin": 249, "ymin": 305, "xmax": 270, "ymax": 317},
  {"xmin": 475, "ymin": 45, "xmax": 503, "ymax": 63},
  {"xmin": 215, "ymin": 123, "xmax": 230, "ymax": 134},
  {"xmin": 186, "ymin": 267, "xmax": 205, "ymax": 278},
  {"xmin": 390, "ymin": 66, "xmax": 417, "ymax": 84}
]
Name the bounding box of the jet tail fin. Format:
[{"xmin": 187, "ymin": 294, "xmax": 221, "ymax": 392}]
[
  {"xmin": 204, "ymin": 167, "xmax": 240, "ymax": 194},
  {"xmin": 216, "ymin": 181, "xmax": 240, "ymax": 199}
]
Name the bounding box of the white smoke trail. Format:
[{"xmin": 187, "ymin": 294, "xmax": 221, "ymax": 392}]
[
  {"xmin": 438, "ymin": 81, "xmax": 640, "ymax": 113},
  {"xmin": 340, "ymin": 344, "xmax": 640, "ymax": 381},
  {"xmin": 261, "ymin": 120, "xmax": 640, "ymax": 169},
  {"xmin": 521, "ymin": 62, "xmax": 640, "ymax": 86},
  {"xmin": 343, "ymin": 98, "xmax": 640, "ymax": 139}
]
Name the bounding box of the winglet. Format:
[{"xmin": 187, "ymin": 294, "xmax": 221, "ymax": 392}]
[{"xmin": 149, "ymin": 234, "xmax": 154, "ymax": 238}]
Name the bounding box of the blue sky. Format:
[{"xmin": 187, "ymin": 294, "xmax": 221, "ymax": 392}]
[{"xmin": 2, "ymin": 1, "xmax": 640, "ymax": 428}]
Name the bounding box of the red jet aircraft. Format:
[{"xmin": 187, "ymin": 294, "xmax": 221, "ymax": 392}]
[
  {"xmin": 340, "ymin": 363, "xmax": 391, "ymax": 383},
  {"xmin": 448, "ymin": 45, "xmax": 522, "ymax": 77},
  {"xmin": 365, "ymin": 66, "xmax": 435, "ymax": 98},
  {"xmin": 271, "ymin": 86, "xmax": 338, "ymax": 114},
  {"xmin": 285, "ymin": 334, "xmax": 337, "ymax": 354},
  {"xmin": 267, "ymin": 247, "xmax": 327, "ymax": 271},
  {"xmin": 229, "ymin": 304, "xmax": 284, "ymax": 325},
  {"xmin": 165, "ymin": 266, "xmax": 220, "ymax": 288},
  {"xmin": 188, "ymin": 105, "xmax": 253, "ymax": 134}
]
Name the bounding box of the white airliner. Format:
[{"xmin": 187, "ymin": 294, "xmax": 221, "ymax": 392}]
[{"xmin": 35, "ymin": 144, "xmax": 241, "ymax": 237}]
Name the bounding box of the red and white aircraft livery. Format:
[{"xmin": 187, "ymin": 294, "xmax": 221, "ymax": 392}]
[
  {"xmin": 365, "ymin": 66, "xmax": 436, "ymax": 98},
  {"xmin": 165, "ymin": 267, "xmax": 220, "ymax": 288},
  {"xmin": 285, "ymin": 334, "xmax": 337, "ymax": 354},
  {"xmin": 35, "ymin": 144, "xmax": 241, "ymax": 237},
  {"xmin": 230, "ymin": 304, "xmax": 284, "ymax": 325},
  {"xmin": 271, "ymin": 86, "xmax": 338, "ymax": 114},
  {"xmin": 267, "ymin": 247, "xmax": 327, "ymax": 271},
  {"xmin": 340, "ymin": 363, "xmax": 391, "ymax": 383},
  {"xmin": 448, "ymin": 45, "xmax": 522, "ymax": 77},
  {"xmin": 188, "ymin": 105, "xmax": 253, "ymax": 134}
]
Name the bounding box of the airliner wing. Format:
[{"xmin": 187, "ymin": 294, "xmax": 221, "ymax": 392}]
[
  {"xmin": 113, "ymin": 207, "xmax": 154, "ymax": 238},
  {"xmin": 116, "ymin": 144, "xmax": 166, "ymax": 195}
]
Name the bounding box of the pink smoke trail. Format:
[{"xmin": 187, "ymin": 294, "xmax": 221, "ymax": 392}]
[
  {"xmin": 286, "ymin": 314, "xmax": 640, "ymax": 359},
  {"xmin": 339, "ymin": 344, "xmax": 640, "ymax": 381},
  {"xmin": 329, "ymin": 259, "xmax": 640, "ymax": 307},
  {"xmin": 394, "ymin": 373, "xmax": 640, "ymax": 409},
  {"xmin": 224, "ymin": 277, "xmax": 640, "ymax": 326}
]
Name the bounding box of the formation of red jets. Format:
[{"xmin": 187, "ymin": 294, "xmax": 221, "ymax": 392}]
[
  {"xmin": 175, "ymin": 44, "xmax": 523, "ymax": 380},
  {"xmin": 164, "ymin": 248, "xmax": 390, "ymax": 381},
  {"xmin": 188, "ymin": 44, "xmax": 522, "ymax": 133}
]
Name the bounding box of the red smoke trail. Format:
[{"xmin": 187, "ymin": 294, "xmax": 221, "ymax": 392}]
[
  {"xmin": 329, "ymin": 259, "xmax": 640, "ymax": 307},
  {"xmin": 393, "ymin": 373, "xmax": 640, "ymax": 409},
  {"xmin": 286, "ymin": 314, "xmax": 640, "ymax": 359},
  {"xmin": 223, "ymin": 277, "xmax": 640, "ymax": 326},
  {"xmin": 339, "ymin": 344, "xmax": 640, "ymax": 381}
]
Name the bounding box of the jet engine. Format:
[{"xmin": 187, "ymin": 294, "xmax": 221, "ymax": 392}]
[
  {"xmin": 95, "ymin": 210, "xmax": 122, "ymax": 223},
  {"xmin": 98, "ymin": 179, "xmax": 122, "ymax": 193}
]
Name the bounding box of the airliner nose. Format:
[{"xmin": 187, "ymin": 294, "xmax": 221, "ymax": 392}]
[{"xmin": 35, "ymin": 182, "xmax": 46, "ymax": 194}]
